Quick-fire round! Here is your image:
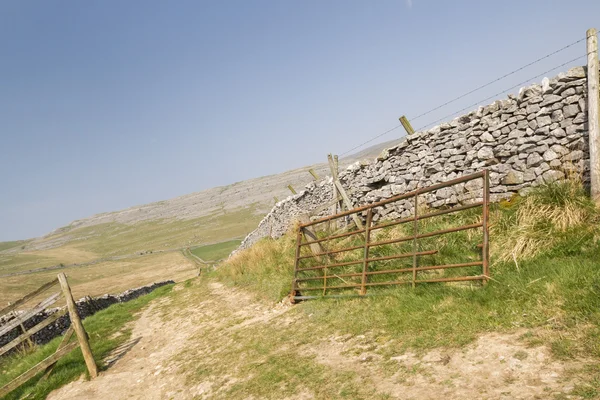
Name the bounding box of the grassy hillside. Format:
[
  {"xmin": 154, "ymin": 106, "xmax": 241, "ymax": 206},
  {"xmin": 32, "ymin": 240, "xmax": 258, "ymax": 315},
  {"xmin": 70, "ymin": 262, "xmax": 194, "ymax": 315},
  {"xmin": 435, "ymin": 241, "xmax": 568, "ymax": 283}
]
[
  {"xmin": 190, "ymin": 239, "xmax": 241, "ymax": 261},
  {"xmin": 0, "ymin": 141, "xmax": 393, "ymax": 306},
  {"xmin": 0, "ymin": 206, "xmax": 262, "ymax": 305},
  {"xmin": 214, "ymin": 180, "xmax": 600, "ymax": 396},
  {"xmin": 0, "ymin": 241, "xmax": 29, "ymax": 252},
  {"xmin": 2, "ymin": 180, "xmax": 599, "ymax": 399}
]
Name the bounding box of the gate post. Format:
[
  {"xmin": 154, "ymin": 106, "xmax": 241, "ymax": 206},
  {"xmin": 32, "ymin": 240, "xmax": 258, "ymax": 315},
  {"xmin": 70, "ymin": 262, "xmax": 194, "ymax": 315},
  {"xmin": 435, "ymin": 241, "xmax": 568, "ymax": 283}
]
[{"xmin": 586, "ymin": 28, "xmax": 600, "ymax": 204}]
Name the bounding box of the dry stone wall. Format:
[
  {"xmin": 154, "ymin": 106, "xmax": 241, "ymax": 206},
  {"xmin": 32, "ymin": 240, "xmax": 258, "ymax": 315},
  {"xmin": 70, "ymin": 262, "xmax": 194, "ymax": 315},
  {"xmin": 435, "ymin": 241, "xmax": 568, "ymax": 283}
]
[
  {"xmin": 0, "ymin": 281, "xmax": 173, "ymax": 355},
  {"xmin": 236, "ymin": 66, "xmax": 592, "ymax": 252}
]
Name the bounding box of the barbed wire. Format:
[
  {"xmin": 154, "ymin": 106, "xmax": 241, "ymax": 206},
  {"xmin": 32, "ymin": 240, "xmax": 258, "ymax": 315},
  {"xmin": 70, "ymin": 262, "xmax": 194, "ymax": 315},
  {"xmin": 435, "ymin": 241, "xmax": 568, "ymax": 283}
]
[{"xmin": 338, "ymin": 34, "xmax": 593, "ymax": 157}]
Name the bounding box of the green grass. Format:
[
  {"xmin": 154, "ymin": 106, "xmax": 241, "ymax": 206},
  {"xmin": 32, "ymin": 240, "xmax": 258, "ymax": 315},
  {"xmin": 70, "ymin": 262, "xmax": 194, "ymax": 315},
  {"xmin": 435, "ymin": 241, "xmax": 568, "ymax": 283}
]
[
  {"xmin": 47, "ymin": 205, "xmax": 261, "ymax": 259},
  {"xmin": 0, "ymin": 241, "xmax": 28, "ymax": 253},
  {"xmin": 190, "ymin": 239, "xmax": 241, "ymax": 261},
  {"xmin": 0, "ymin": 284, "xmax": 174, "ymax": 400},
  {"xmin": 217, "ymin": 180, "xmax": 600, "ymax": 394}
]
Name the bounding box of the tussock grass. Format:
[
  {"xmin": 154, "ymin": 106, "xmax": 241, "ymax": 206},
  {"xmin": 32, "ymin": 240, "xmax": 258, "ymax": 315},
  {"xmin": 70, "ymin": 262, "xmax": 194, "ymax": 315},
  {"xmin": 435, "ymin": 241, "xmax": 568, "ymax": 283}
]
[
  {"xmin": 492, "ymin": 179, "xmax": 599, "ymax": 263},
  {"xmin": 217, "ymin": 229, "xmax": 297, "ymax": 301}
]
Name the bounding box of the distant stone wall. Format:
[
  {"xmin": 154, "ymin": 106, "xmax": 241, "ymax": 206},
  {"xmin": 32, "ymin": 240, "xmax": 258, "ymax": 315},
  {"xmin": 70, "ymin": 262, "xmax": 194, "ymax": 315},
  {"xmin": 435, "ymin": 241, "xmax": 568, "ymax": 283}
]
[
  {"xmin": 235, "ymin": 66, "xmax": 592, "ymax": 253},
  {"xmin": 0, "ymin": 281, "xmax": 173, "ymax": 355}
]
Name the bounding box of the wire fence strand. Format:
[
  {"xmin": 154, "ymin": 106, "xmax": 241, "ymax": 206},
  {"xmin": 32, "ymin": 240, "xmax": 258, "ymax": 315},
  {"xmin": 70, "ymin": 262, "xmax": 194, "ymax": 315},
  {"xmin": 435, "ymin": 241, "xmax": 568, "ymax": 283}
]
[{"xmin": 338, "ymin": 34, "xmax": 593, "ymax": 157}]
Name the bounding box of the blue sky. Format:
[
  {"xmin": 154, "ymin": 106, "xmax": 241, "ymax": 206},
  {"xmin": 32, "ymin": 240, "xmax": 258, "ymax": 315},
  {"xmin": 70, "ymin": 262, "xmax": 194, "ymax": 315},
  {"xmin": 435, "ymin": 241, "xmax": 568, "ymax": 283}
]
[{"xmin": 1, "ymin": 0, "xmax": 599, "ymax": 241}]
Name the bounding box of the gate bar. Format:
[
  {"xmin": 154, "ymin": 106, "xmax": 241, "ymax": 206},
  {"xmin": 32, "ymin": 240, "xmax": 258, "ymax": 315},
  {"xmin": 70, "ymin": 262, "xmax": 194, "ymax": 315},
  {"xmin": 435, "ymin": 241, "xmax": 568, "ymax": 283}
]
[
  {"xmin": 371, "ymin": 201, "xmax": 483, "ymax": 232},
  {"xmin": 296, "ymin": 250, "xmax": 438, "ymax": 272},
  {"xmin": 299, "ymin": 171, "xmax": 486, "ymax": 228},
  {"xmin": 298, "ymin": 275, "xmax": 486, "ymax": 292},
  {"xmin": 368, "ymin": 223, "xmax": 482, "ymax": 248},
  {"xmin": 295, "ymin": 261, "xmax": 484, "ymax": 282}
]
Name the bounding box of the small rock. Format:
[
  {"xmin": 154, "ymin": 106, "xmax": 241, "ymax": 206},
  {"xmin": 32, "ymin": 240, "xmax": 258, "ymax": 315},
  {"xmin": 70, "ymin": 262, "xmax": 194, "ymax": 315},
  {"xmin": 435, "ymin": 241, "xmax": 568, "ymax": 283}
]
[
  {"xmin": 540, "ymin": 94, "xmax": 563, "ymax": 107},
  {"xmin": 543, "ymin": 170, "xmax": 565, "ymax": 183},
  {"xmin": 502, "ymin": 170, "xmax": 524, "ymax": 185},
  {"xmin": 527, "ymin": 153, "xmax": 542, "ymax": 167},
  {"xmin": 477, "ymin": 147, "xmax": 495, "ymax": 160},
  {"xmin": 543, "ymin": 149, "xmax": 558, "ymax": 162},
  {"xmin": 563, "ymin": 104, "xmax": 580, "ymax": 118}
]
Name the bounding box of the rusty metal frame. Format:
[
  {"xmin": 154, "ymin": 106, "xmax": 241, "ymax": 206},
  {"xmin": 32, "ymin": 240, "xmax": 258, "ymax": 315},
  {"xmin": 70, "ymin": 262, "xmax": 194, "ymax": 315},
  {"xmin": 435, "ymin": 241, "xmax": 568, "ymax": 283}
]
[{"xmin": 290, "ymin": 170, "xmax": 490, "ymax": 301}]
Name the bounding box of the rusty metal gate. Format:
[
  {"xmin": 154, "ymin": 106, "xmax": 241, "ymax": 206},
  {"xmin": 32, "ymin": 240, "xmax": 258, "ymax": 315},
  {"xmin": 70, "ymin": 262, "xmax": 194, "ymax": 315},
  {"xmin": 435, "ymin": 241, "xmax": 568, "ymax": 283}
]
[{"xmin": 291, "ymin": 170, "xmax": 490, "ymax": 301}]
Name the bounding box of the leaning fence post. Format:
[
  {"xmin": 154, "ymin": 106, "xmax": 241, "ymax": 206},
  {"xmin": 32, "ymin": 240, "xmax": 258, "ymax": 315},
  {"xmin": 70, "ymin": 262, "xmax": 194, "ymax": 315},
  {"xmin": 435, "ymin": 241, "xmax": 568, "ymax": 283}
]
[
  {"xmin": 328, "ymin": 154, "xmax": 339, "ymax": 219},
  {"xmin": 57, "ymin": 273, "xmax": 98, "ymax": 378},
  {"xmin": 587, "ymin": 28, "xmax": 600, "ymax": 204}
]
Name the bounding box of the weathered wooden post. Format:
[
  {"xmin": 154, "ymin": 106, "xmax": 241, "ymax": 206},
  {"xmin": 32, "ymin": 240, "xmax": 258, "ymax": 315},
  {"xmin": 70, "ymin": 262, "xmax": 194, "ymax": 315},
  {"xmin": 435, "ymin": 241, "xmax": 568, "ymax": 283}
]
[
  {"xmin": 587, "ymin": 28, "xmax": 600, "ymax": 204},
  {"xmin": 327, "ymin": 154, "xmax": 338, "ymax": 217},
  {"xmin": 58, "ymin": 273, "xmax": 98, "ymax": 378},
  {"xmin": 399, "ymin": 115, "xmax": 415, "ymax": 135}
]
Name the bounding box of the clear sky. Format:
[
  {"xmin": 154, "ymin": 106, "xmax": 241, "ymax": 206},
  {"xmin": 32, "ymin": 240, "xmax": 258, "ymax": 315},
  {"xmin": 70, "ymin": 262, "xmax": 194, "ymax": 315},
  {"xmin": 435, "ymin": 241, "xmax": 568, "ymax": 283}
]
[{"xmin": 1, "ymin": 0, "xmax": 599, "ymax": 241}]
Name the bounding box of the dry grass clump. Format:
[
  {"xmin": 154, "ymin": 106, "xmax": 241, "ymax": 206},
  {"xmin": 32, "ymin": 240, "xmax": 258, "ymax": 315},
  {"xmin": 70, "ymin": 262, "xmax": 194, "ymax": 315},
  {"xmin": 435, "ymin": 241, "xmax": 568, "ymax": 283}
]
[
  {"xmin": 491, "ymin": 179, "xmax": 599, "ymax": 263},
  {"xmin": 216, "ymin": 228, "xmax": 297, "ymax": 301}
]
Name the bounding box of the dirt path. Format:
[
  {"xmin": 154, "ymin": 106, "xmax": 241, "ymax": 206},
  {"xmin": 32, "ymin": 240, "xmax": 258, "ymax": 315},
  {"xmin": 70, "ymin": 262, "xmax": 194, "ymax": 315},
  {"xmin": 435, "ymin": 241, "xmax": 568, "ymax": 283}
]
[
  {"xmin": 47, "ymin": 281, "xmax": 588, "ymax": 399},
  {"xmin": 47, "ymin": 282, "xmax": 291, "ymax": 400}
]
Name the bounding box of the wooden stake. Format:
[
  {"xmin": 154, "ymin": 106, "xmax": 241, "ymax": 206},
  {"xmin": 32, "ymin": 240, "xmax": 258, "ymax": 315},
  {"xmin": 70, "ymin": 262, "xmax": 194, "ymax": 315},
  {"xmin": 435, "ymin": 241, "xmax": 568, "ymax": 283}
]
[
  {"xmin": 587, "ymin": 28, "xmax": 600, "ymax": 204},
  {"xmin": 298, "ymin": 214, "xmax": 326, "ymax": 258},
  {"xmin": 308, "ymin": 168, "xmax": 319, "ymax": 180},
  {"xmin": 58, "ymin": 273, "xmax": 98, "ymax": 378},
  {"xmin": 399, "ymin": 115, "xmax": 415, "ymax": 135},
  {"xmin": 327, "ymin": 154, "xmax": 339, "ymax": 218},
  {"xmin": 334, "ymin": 180, "xmax": 364, "ymax": 229},
  {"xmin": 287, "ymin": 184, "xmax": 297, "ymax": 195}
]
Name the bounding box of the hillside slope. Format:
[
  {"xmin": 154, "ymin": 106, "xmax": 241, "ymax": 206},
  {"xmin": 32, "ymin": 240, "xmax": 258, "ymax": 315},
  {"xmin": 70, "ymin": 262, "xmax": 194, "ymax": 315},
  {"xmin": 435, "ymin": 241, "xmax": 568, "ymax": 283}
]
[{"xmin": 0, "ymin": 138, "xmax": 401, "ymax": 304}]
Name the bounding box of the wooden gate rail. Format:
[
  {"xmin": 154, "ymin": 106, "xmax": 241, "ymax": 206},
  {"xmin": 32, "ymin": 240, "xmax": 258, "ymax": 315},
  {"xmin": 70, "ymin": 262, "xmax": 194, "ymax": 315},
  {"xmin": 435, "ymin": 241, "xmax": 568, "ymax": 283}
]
[
  {"xmin": 0, "ymin": 273, "xmax": 98, "ymax": 398},
  {"xmin": 291, "ymin": 170, "xmax": 490, "ymax": 301}
]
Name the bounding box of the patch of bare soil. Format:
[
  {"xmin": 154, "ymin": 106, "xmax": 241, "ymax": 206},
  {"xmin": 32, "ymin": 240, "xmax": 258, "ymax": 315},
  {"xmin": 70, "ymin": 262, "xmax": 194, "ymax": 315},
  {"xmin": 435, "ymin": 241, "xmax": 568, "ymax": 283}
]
[
  {"xmin": 47, "ymin": 281, "xmax": 589, "ymax": 399},
  {"xmin": 304, "ymin": 331, "xmax": 586, "ymax": 399}
]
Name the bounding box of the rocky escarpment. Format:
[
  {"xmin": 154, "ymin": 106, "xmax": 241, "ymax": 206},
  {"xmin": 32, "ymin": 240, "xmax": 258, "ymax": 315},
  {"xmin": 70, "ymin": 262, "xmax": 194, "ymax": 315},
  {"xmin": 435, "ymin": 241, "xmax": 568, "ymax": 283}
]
[
  {"xmin": 236, "ymin": 66, "xmax": 591, "ymax": 252},
  {"xmin": 0, "ymin": 281, "xmax": 174, "ymax": 355}
]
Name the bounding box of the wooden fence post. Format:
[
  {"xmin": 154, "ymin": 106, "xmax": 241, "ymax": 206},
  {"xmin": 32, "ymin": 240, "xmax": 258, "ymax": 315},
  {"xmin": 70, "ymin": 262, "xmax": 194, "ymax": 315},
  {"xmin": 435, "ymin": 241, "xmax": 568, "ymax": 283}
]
[
  {"xmin": 587, "ymin": 28, "xmax": 600, "ymax": 204},
  {"xmin": 287, "ymin": 184, "xmax": 297, "ymax": 195},
  {"xmin": 399, "ymin": 115, "xmax": 415, "ymax": 135},
  {"xmin": 328, "ymin": 154, "xmax": 338, "ymax": 216},
  {"xmin": 57, "ymin": 273, "xmax": 98, "ymax": 378},
  {"xmin": 298, "ymin": 214, "xmax": 326, "ymax": 259}
]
